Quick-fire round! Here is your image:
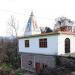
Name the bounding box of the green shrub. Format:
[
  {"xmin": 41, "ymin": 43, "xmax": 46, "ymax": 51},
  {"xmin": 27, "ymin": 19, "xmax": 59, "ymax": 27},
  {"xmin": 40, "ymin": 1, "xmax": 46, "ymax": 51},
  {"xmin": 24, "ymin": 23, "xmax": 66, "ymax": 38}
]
[
  {"xmin": 0, "ymin": 63, "xmax": 13, "ymax": 71},
  {"xmin": 14, "ymin": 69, "xmax": 24, "ymax": 75}
]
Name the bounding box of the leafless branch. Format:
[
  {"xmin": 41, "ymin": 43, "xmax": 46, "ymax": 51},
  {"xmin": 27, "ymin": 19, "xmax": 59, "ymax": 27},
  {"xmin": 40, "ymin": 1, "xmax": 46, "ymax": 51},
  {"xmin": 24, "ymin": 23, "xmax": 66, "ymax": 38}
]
[{"xmin": 7, "ymin": 15, "xmax": 19, "ymax": 37}]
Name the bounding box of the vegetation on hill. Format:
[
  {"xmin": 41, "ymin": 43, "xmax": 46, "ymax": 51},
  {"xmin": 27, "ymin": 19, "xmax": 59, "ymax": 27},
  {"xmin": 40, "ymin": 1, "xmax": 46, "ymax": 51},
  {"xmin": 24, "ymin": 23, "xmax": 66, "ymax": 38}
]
[{"xmin": 0, "ymin": 37, "xmax": 21, "ymax": 75}]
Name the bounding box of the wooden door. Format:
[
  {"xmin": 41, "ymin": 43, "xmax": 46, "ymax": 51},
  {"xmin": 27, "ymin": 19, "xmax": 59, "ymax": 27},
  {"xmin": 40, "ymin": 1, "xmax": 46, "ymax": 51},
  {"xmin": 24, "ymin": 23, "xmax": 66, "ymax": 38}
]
[{"xmin": 35, "ymin": 63, "xmax": 40, "ymax": 75}]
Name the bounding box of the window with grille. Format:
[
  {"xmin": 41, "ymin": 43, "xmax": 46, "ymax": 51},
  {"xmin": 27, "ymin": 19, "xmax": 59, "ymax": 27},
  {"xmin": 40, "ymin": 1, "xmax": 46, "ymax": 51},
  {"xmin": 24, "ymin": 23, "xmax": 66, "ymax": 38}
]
[
  {"xmin": 39, "ymin": 38, "xmax": 47, "ymax": 48},
  {"xmin": 25, "ymin": 40, "xmax": 29, "ymax": 47}
]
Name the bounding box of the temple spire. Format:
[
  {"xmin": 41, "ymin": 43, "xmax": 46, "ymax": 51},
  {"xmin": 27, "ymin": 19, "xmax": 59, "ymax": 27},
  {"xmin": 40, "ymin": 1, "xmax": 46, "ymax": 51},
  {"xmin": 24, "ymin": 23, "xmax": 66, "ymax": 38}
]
[{"xmin": 24, "ymin": 11, "xmax": 41, "ymax": 36}]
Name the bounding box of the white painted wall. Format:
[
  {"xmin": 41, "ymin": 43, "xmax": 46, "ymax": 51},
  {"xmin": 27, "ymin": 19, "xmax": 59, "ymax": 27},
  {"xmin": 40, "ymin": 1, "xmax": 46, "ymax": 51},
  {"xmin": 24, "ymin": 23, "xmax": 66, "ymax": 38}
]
[
  {"xmin": 19, "ymin": 33, "xmax": 75, "ymax": 55},
  {"xmin": 58, "ymin": 34, "xmax": 75, "ymax": 55},
  {"xmin": 18, "ymin": 35, "xmax": 58, "ymax": 55}
]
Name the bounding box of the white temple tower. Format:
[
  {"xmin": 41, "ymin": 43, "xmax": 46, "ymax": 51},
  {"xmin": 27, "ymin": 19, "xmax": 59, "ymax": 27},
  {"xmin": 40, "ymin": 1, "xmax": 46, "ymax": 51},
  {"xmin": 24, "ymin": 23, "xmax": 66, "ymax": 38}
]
[{"xmin": 24, "ymin": 12, "xmax": 41, "ymax": 36}]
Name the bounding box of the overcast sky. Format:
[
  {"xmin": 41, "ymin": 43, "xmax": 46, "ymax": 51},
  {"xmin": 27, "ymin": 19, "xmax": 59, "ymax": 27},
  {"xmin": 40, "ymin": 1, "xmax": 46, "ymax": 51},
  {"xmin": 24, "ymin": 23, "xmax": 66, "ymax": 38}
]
[{"xmin": 0, "ymin": 0, "xmax": 75, "ymax": 36}]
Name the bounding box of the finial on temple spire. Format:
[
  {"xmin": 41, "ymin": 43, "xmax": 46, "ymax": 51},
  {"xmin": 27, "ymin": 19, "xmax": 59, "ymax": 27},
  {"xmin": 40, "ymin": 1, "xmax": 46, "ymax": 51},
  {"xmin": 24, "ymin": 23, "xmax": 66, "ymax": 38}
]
[{"xmin": 30, "ymin": 11, "xmax": 34, "ymax": 16}]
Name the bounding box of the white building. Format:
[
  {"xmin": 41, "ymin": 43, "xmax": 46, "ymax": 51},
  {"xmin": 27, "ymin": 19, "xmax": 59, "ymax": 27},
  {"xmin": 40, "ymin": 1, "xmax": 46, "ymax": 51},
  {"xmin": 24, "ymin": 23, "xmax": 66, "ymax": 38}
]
[{"xmin": 18, "ymin": 12, "xmax": 75, "ymax": 73}]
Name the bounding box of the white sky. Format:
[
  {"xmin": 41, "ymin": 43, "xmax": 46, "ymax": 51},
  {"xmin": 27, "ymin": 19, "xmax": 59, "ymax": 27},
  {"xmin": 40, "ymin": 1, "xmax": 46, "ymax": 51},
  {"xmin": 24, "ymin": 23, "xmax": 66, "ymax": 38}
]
[{"xmin": 0, "ymin": 0, "xmax": 75, "ymax": 36}]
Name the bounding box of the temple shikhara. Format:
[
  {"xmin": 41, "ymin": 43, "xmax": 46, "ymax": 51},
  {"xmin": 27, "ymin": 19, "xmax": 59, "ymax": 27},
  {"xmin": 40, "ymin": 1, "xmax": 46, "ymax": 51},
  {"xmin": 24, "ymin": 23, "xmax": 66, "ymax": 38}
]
[{"xmin": 18, "ymin": 12, "xmax": 75, "ymax": 74}]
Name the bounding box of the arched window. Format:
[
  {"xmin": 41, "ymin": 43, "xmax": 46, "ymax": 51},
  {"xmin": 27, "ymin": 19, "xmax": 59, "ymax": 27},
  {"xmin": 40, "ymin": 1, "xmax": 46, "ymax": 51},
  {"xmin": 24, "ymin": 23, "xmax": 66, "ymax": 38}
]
[{"xmin": 65, "ymin": 38, "xmax": 70, "ymax": 53}]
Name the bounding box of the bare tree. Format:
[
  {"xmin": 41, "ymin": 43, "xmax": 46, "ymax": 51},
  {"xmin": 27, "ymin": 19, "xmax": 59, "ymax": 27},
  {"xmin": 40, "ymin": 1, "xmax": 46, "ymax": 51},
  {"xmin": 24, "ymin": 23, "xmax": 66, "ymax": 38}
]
[
  {"xmin": 7, "ymin": 16, "xmax": 19, "ymax": 37},
  {"xmin": 7, "ymin": 16, "xmax": 21, "ymax": 69},
  {"xmin": 40, "ymin": 27, "xmax": 53, "ymax": 33},
  {"xmin": 54, "ymin": 16, "xmax": 74, "ymax": 31}
]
